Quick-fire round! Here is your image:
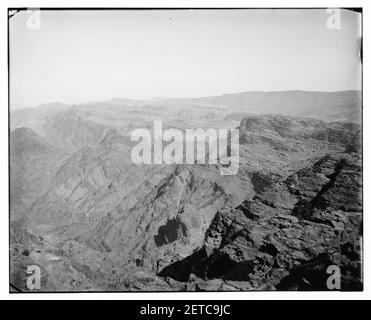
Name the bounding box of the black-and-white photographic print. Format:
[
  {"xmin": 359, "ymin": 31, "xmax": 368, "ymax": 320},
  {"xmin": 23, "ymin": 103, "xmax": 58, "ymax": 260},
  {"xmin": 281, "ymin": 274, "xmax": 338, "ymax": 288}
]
[{"xmin": 9, "ymin": 8, "xmax": 362, "ymax": 292}]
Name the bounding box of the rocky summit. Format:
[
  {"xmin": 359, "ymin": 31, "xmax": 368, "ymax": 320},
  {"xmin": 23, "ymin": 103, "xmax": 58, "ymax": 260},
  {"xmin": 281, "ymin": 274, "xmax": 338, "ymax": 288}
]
[{"xmin": 9, "ymin": 91, "xmax": 362, "ymax": 292}]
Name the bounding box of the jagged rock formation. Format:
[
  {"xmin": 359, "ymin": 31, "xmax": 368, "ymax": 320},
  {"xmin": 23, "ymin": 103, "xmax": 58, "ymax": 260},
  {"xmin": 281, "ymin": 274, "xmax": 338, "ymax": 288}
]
[
  {"xmin": 9, "ymin": 100, "xmax": 362, "ymax": 291},
  {"xmin": 78, "ymin": 164, "xmax": 246, "ymax": 273},
  {"xmin": 159, "ymin": 154, "xmax": 362, "ymax": 290}
]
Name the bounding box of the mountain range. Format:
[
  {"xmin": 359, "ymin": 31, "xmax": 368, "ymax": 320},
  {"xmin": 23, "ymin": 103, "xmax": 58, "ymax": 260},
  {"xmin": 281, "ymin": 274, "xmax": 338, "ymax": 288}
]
[{"xmin": 9, "ymin": 90, "xmax": 362, "ymax": 291}]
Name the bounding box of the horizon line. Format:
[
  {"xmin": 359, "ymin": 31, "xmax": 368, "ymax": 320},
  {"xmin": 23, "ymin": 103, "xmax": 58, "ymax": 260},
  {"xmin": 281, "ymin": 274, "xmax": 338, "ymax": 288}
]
[{"xmin": 10, "ymin": 89, "xmax": 362, "ymax": 111}]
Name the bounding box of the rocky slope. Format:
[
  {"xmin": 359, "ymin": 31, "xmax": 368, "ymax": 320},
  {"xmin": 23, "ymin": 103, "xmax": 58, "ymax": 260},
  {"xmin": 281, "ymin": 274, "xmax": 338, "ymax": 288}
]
[
  {"xmin": 10, "ymin": 128, "xmax": 64, "ymax": 219},
  {"xmin": 41, "ymin": 108, "xmax": 110, "ymax": 152},
  {"xmin": 9, "ymin": 108, "xmax": 362, "ymax": 291},
  {"xmin": 157, "ymin": 153, "xmax": 362, "ymax": 291}
]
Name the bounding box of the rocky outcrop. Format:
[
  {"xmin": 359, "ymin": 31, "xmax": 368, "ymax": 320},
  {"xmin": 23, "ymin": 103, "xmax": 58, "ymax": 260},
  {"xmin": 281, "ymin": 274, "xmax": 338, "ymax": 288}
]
[
  {"xmin": 78, "ymin": 164, "xmax": 247, "ymax": 273},
  {"xmin": 159, "ymin": 154, "xmax": 362, "ymax": 290}
]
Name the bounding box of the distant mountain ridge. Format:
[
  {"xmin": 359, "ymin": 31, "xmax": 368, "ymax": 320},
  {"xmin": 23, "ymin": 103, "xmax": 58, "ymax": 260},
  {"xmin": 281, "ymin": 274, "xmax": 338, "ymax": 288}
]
[
  {"xmin": 169, "ymin": 90, "xmax": 361, "ymax": 122},
  {"xmin": 10, "ymin": 91, "xmax": 362, "ymax": 141}
]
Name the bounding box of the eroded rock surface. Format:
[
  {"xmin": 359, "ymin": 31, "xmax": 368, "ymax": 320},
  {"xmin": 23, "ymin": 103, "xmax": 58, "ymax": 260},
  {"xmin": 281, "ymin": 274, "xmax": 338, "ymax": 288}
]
[
  {"xmin": 10, "ymin": 110, "xmax": 362, "ymax": 291},
  {"xmin": 159, "ymin": 154, "xmax": 362, "ymax": 290}
]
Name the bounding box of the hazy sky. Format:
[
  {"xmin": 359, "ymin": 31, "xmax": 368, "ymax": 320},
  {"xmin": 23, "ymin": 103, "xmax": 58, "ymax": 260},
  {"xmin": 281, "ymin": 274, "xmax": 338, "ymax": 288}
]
[{"xmin": 9, "ymin": 9, "xmax": 361, "ymax": 109}]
